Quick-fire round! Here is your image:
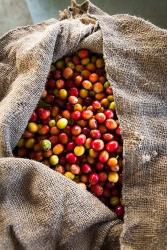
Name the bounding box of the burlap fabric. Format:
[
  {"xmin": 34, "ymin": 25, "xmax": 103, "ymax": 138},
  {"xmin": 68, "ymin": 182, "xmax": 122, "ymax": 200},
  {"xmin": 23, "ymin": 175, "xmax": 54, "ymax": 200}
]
[{"xmin": 0, "ymin": 1, "xmax": 166, "ymax": 249}]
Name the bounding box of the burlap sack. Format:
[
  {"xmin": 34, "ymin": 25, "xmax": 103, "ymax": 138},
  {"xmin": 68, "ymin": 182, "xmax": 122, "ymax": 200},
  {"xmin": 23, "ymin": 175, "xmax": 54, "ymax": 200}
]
[{"xmin": 0, "ymin": 0, "xmax": 166, "ymax": 249}]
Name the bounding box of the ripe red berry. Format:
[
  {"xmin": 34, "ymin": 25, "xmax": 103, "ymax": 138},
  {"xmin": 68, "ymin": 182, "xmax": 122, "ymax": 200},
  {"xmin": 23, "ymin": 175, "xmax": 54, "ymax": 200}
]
[
  {"xmin": 103, "ymin": 133, "xmax": 114, "ymax": 141},
  {"xmin": 89, "ymin": 173, "xmax": 99, "ymax": 185},
  {"xmin": 71, "ymin": 111, "xmax": 81, "ymax": 121},
  {"xmin": 90, "ymin": 130, "xmax": 101, "ymax": 139},
  {"xmin": 66, "ymin": 141, "xmax": 75, "ymax": 151},
  {"xmin": 82, "ymin": 110, "xmax": 93, "ymax": 120},
  {"xmin": 58, "ymin": 133, "xmax": 68, "ymax": 144},
  {"xmin": 71, "ymin": 125, "xmax": 82, "ymax": 136},
  {"xmin": 81, "ymin": 164, "xmax": 92, "ymax": 174},
  {"xmin": 37, "ymin": 108, "xmax": 50, "ymax": 120},
  {"xmin": 30, "ymin": 112, "xmax": 37, "ymax": 122},
  {"xmin": 91, "ymin": 184, "xmax": 103, "ymax": 196},
  {"xmin": 69, "ymin": 87, "xmax": 79, "ymax": 97},
  {"xmin": 63, "ymin": 67, "xmax": 73, "ymax": 79},
  {"xmin": 99, "ymin": 150, "xmax": 109, "ymax": 163},
  {"xmin": 98, "ymin": 172, "xmax": 108, "ymax": 182},
  {"xmin": 66, "ymin": 153, "xmax": 77, "ymax": 164},
  {"xmin": 105, "ymin": 141, "xmax": 119, "ymax": 153},
  {"xmin": 104, "ymin": 109, "xmax": 114, "ymax": 119},
  {"xmin": 95, "ymin": 113, "xmax": 106, "ymax": 123},
  {"xmin": 92, "ymin": 100, "xmax": 101, "ymax": 110},
  {"xmin": 78, "ymin": 49, "xmax": 89, "ymax": 59},
  {"xmin": 75, "ymin": 134, "xmax": 86, "ymax": 145},
  {"xmin": 96, "ymin": 163, "xmax": 104, "ymax": 171},
  {"xmin": 114, "ymin": 205, "xmax": 124, "ymax": 218},
  {"xmin": 91, "ymin": 139, "xmax": 104, "ymax": 151}
]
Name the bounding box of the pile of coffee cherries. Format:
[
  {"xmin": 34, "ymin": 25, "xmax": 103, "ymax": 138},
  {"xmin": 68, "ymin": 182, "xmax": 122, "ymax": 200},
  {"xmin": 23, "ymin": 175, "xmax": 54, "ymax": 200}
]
[{"xmin": 14, "ymin": 49, "xmax": 124, "ymax": 218}]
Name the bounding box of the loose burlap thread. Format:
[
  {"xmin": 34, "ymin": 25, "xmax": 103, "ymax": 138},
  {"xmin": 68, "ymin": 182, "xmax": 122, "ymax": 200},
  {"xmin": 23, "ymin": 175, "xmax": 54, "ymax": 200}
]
[{"xmin": 0, "ymin": 1, "xmax": 167, "ymax": 249}]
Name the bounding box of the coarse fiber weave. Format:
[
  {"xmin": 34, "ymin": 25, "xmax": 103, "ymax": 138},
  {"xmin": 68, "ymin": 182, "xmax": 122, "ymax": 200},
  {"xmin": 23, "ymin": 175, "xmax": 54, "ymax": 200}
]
[{"xmin": 0, "ymin": 1, "xmax": 167, "ymax": 249}]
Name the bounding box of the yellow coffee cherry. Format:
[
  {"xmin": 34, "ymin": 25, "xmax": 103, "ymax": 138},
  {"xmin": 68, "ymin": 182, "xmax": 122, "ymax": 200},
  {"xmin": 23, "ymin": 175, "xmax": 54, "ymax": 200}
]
[
  {"xmin": 74, "ymin": 146, "xmax": 85, "ymax": 156},
  {"xmin": 108, "ymin": 172, "xmax": 119, "ymax": 183},
  {"xmin": 25, "ymin": 138, "xmax": 35, "ymax": 149},
  {"xmin": 28, "ymin": 122, "xmax": 38, "ymax": 133},
  {"xmin": 64, "ymin": 172, "xmax": 75, "ymax": 180}
]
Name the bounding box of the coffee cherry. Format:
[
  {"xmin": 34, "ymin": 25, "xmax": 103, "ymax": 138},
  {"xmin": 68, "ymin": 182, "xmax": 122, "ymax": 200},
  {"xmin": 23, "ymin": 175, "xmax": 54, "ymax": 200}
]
[
  {"xmin": 38, "ymin": 125, "xmax": 49, "ymax": 135},
  {"xmin": 85, "ymin": 138, "xmax": 92, "ymax": 149},
  {"xmin": 57, "ymin": 118, "xmax": 68, "ymax": 129},
  {"xmin": 96, "ymin": 58, "xmax": 104, "ymax": 68},
  {"xmin": 89, "ymin": 149, "xmax": 98, "ymax": 158},
  {"xmin": 71, "ymin": 111, "xmax": 81, "ymax": 121},
  {"xmin": 49, "ymin": 155, "xmax": 59, "ymax": 165},
  {"xmin": 92, "ymin": 100, "xmax": 101, "ymax": 110},
  {"xmin": 25, "ymin": 138, "xmax": 35, "ymax": 148},
  {"xmin": 114, "ymin": 205, "xmax": 124, "ymax": 217},
  {"xmin": 56, "ymin": 79, "xmax": 64, "ymax": 89},
  {"xmin": 82, "ymin": 110, "xmax": 93, "ymax": 120},
  {"xmin": 17, "ymin": 138, "xmax": 25, "ymax": 148},
  {"xmin": 109, "ymin": 101, "xmax": 116, "ymax": 110},
  {"xmin": 30, "ymin": 112, "xmax": 37, "ymax": 122},
  {"xmin": 55, "ymin": 59, "xmax": 64, "ymax": 69},
  {"xmin": 91, "ymin": 184, "xmax": 103, "ymax": 196},
  {"xmin": 91, "ymin": 139, "xmax": 104, "ymax": 151},
  {"xmin": 98, "ymin": 172, "xmax": 108, "ymax": 182},
  {"xmin": 99, "ymin": 150, "xmax": 109, "ymax": 163},
  {"xmin": 55, "ymin": 165, "xmax": 65, "ymax": 174},
  {"xmin": 74, "ymin": 146, "xmax": 85, "ymax": 156},
  {"xmin": 102, "ymin": 133, "xmax": 114, "ymax": 141},
  {"xmin": 70, "ymin": 164, "xmax": 80, "ymax": 175},
  {"xmin": 89, "ymin": 173, "xmax": 99, "ymax": 185},
  {"xmin": 69, "ymin": 87, "xmax": 79, "ymax": 97},
  {"xmin": 59, "ymin": 89, "xmax": 68, "ymax": 99},
  {"xmin": 93, "ymin": 82, "xmax": 103, "ymax": 93},
  {"xmin": 96, "ymin": 163, "xmax": 104, "ymax": 171},
  {"xmin": 104, "ymin": 109, "xmax": 114, "ymax": 119},
  {"xmin": 89, "ymin": 73, "xmax": 98, "ymax": 83},
  {"xmin": 110, "ymin": 196, "xmax": 120, "ymax": 206},
  {"xmin": 63, "ymin": 67, "xmax": 73, "ymax": 79},
  {"xmin": 95, "ymin": 113, "xmax": 106, "ymax": 123},
  {"xmin": 105, "ymin": 119, "xmax": 117, "ymax": 130},
  {"xmin": 68, "ymin": 96, "xmax": 78, "ymax": 105},
  {"xmin": 75, "ymin": 134, "xmax": 86, "ymax": 145},
  {"xmin": 66, "ymin": 141, "xmax": 75, "ymax": 151},
  {"xmin": 64, "ymin": 172, "xmax": 75, "ymax": 180},
  {"xmin": 107, "ymin": 157, "xmax": 118, "ymax": 168},
  {"xmin": 66, "ymin": 153, "xmax": 77, "ymax": 164},
  {"xmin": 78, "ymin": 183, "xmax": 87, "ymax": 189},
  {"xmin": 90, "ymin": 129, "xmax": 101, "ymax": 139},
  {"xmin": 58, "ymin": 133, "xmax": 68, "ymax": 144},
  {"xmin": 37, "ymin": 108, "xmax": 50, "ymax": 120},
  {"xmin": 71, "ymin": 125, "xmax": 81, "ymax": 136},
  {"xmin": 79, "ymin": 89, "xmax": 88, "ymax": 98},
  {"xmin": 106, "ymin": 141, "xmax": 118, "ymax": 153},
  {"xmin": 82, "ymin": 80, "xmax": 92, "ymax": 90},
  {"xmin": 41, "ymin": 139, "xmax": 51, "ymax": 151},
  {"xmin": 53, "ymin": 144, "xmax": 64, "ymax": 155},
  {"xmin": 108, "ymin": 172, "xmax": 119, "ymax": 183},
  {"xmin": 74, "ymin": 103, "xmax": 82, "ymax": 111},
  {"xmin": 78, "ymin": 49, "xmax": 89, "ymax": 59}
]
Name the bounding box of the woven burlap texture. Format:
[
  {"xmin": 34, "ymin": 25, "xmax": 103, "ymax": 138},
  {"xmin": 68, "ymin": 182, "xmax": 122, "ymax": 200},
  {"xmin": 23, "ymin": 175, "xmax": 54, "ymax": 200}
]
[{"xmin": 0, "ymin": 1, "xmax": 166, "ymax": 249}]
